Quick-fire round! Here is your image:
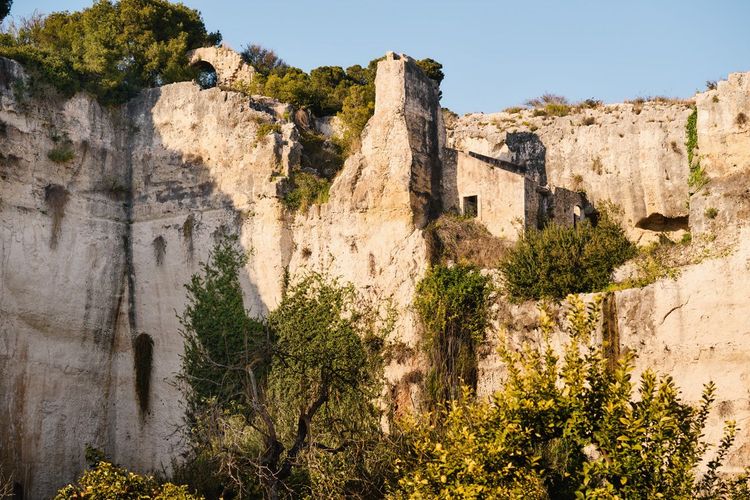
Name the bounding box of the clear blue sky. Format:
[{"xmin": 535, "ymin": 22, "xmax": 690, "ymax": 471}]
[{"xmin": 9, "ymin": 0, "xmax": 750, "ymax": 114}]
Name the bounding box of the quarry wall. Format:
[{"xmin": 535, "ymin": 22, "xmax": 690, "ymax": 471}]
[{"xmin": 1, "ymin": 49, "xmax": 749, "ymax": 497}]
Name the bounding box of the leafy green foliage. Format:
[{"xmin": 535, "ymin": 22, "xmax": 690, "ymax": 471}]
[
  {"xmin": 414, "ymin": 265, "xmax": 492, "ymax": 408},
  {"xmin": 0, "ymin": 0, "xmax": 11, "ymax": 22},
  {"xmin": 338, "ymin": 82, "xmax": 376, "ymax": 153},
  {"xmin": 255, "ymin": 121, "xmax": 281, "ymax": 141},
  {"xmin": 240, "ymin": 43, "xmax": 287, "ymax": 76},
  {"xmin": 686, "ymin": 107, "xmax": 709, "ymax": 191},
  {"xmin": 266, "ymin": 272, "xmax": 385, "ymax": 449},
  {"xmin": 238, "ymin": 48, "xmax": 442, "ymax": 156},
  {"xmin": 55, "ymin": 461, "xmax": 201, "ymax": 500},
  {"xmin": 0, "ymin": 0, "xmax": 220, "ymax": 104},
  {"xmin": 500, "ymin": 212, "xmax": 636, "ymax": 301},
  {"xmin": 48, "ymin": 144, "xmax": 75, "ymax": 163},
  {"xmin": 425, "ymin": 214, "xmax": 508, "ymax": 268},
  {"xmin": 283, "ymin": 171, "xmax": 331, "ymax": 212},
  {"xmin": 415, "ymin": 58, "xmax": 444, "ymax": 84},
  {"xmin": 178, "ymin": 235, "xmax": 267, "ymax": 415},
  {"xmin": 393, "ymin": 296, "xmax": 744, "ymax": 499},
  {"xmin": 180, "ymin": 241, "xmax": 392, "ymax": 498}
]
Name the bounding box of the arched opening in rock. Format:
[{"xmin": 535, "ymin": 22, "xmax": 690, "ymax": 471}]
[
  {"xmin": 192, "ymin": 60, "xmax": 218, "ymax": 90},
  {"xmin": 573, "ymin": 204, "xmax": 583, "ymax": 226},
  {"xmin": 635, "ymin": 213, "xmax": 689, "ymax": 232}
]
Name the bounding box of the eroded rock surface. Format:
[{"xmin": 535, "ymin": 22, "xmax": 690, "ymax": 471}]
[{"xmin": 1, "ymin": 52, "xmax": 750, "ymax": 498}]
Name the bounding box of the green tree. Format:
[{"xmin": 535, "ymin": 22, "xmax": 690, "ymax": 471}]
[
  {"xmin": 0, "ymin": 0, "xmax": 220, "ymax": 103},
  {"xmin": 414, "ymin": 264, "xmax": 492, "ymax": 409},
  {"xmin": 240, "ymin": 43, "xmax": 287, "ymax": 76},
  {"xmin": 0, "ymin": 0, "xmax": 11, "ymax": 22},
  {"xmin": 416, "ymin": 57, "xmax": 444, "ymax": 84},
  {"xmin": 178, "ymin": 236, "xmax": 267, "ymax": 416},
  {"xmin": 179, "ymin": 239, "xmax": 391, "ymax": 498},
  {"xmin": 392, "ymin": 296, "xmax": 745, "ymax": 499}
]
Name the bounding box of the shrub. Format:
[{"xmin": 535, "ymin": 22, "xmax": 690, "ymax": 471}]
[
  {"xmin": 686, "ymin": 107, "xmax": 709, "ymax": 191},
  {"xmin": 736, "ymin": 112, "xmax": 748, "ymax": 127},
  {"xmin": 415, "ymin": 58, "xmax": 444, "ymax": 84},
  {"xmin": 392, "ymin": 296, "xmax": 744, "ymax": 499},
  {"xmin": 525, "ymin": 93, "xmax": 569, "ymax": 108},
  {"xmin": 283, "ymin": 171, "xmax": 331, "ymax": 212},
  {"xmin": 240, "ymin": 44, "xmax": 287, "ymax": 76},
  {"xmin": 48, "ymin": 144, "xmax": 74, "ymax": 163},
  {"xmin": 613, "ymin": 238, "xmax": 681, "ymax": 290},
  {"xmin": 414, "ymin": 265, "xmax": 492, "ymax": 408},
  {"xmin": 705, "ymin": 207, "xmax": 719, "ymax": 219},
  {"xmin": 425, "ymin": 214, "xmax": 508, "ymax": 268},
  {"xmin": 299, "ymin": 130, "xmax": 345, "ymax": 179},
  {"xmin": 338, "ymin": 82, "xmax": 375, "ymax": 153},
  {"xmin": 54, "ymin": 461, "xmax": 200, "ymax": 500},
  {"xmin": 255, "ymin": 122, "xmax": 281, "ymax": 141},
  {"xmin": 500, "ymin": 211, "xmax": 636, "ymax": 301},
  {"xmin": 545, "ymin": 102, "xmax": 571, "ymax": 117}
]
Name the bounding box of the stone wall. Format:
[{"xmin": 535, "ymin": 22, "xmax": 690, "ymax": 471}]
[
  {"xmin": 188, "ymin": 46, "xmax": 255, "ymax": 88},
  {"xmin": 448, "ymin": 99, "xmax": 694, "ymax": 242},
  {"xmin": 453, "ymin": 151, "xmax": 527, "ymax": 239}
]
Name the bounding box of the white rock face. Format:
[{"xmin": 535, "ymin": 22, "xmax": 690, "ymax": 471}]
[
  {"xmin": 288, "ymin": 53, "xmax": 443, "ymax": 353},
  {"xmin": 696, "ymin": 72, "xmax": 750, "ymax": 178},
  {"xmin": 0, "ymin": 53, "xmax": 443, "ymax": 497},
  {"xmin": 449, "ymin": 101, "xmax": 694, "ymax": 242},
  {"xmin": 2, "ymin": 50, "xmax": 750, "ymax": 498},
  {"xmin": 0, "ymin": 58, "xmax": 128, "ymax": 497}
]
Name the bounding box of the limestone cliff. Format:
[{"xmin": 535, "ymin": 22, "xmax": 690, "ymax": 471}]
[{"xmin": 1, "ymin": 49, "xmax": 750, "ymax": 498}]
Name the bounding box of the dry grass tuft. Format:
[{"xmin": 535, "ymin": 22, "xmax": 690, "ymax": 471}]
[{"xmin": 426, "ymin": 214, "xmax": 509, "ymax": 268}]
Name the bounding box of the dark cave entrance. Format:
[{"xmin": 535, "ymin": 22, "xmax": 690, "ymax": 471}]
[{"xmin": 193, "ymin": 60, "xmax": 218, "ymax": 90}]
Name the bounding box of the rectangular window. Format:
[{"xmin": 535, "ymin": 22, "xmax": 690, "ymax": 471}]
[{"xmin": 463, "ymin": 195, "xmax": 478, "ymax": 218}]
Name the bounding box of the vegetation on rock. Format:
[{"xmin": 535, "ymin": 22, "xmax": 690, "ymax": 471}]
[
  {"xmin": 425, "ymin": 213, "xmax": 508, "ymax": 268},
  {"xmin": 414, "ymin": 264, "xmax": 492, "ymax": 409},
  {"xmin": 393, "ymin": 297, "xmax": 750, "ymax": 499},
  {"xmin": 500, "ymin": 210, "xmax": 636, "ymax": 301},
  {"xmin": 178, "ymin": 235, "xmax": 268, "ymax": 416},
  {"xmin": 283, "ymin": 171, "xmax": 331, "ymax": 212},
  {"xmin": 55, "ymin": 461, "xmax": 201, "ymax": 500},
  {"xmin": 686, "ymin": 107, "xmax": 709, "ymax": 190},
  {"xmin": 179, "ymin": 238, "xmax": 393, "ymax": 498},
  {"xmin": 0, "ymin": 0, "xmax": 221, "ymax": 104}
]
